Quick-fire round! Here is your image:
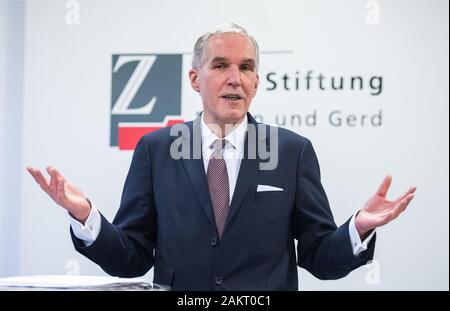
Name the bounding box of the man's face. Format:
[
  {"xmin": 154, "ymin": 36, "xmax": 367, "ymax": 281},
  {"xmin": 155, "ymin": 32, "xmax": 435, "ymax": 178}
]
[{"xmin": 189, "ymin": 33, "xmax": 259, "ymax": 126}]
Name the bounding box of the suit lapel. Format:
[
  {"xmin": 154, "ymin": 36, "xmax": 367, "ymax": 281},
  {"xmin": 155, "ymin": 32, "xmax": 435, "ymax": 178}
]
[
  {"xmin": 225, "ymin": 113, "xmax": 267, "ymax": 230},
  {"xmin": 179, "ymin": 117, "xmax": 216, "ymax": 229},
  {"xmin": 226, "ymin": 152, "xmax": 259, "ymax": 228}
]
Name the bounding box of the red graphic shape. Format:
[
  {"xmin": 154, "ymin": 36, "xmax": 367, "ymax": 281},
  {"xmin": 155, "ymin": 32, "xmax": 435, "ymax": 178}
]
[{"xmin": 118, "ymin": 119, "xmax": 184, "ymax": 150}]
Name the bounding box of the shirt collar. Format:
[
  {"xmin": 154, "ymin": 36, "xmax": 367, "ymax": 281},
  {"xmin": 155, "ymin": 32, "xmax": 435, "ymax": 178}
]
[{"xmin": 201, "ymin": 113, "xmax": 248, "ymax": 154}]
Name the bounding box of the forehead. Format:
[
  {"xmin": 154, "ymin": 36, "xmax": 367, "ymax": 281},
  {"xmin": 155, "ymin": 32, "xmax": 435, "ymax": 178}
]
[{"xmin": 203, "ymin": 33, "xmax": 256, "ymax": 63}]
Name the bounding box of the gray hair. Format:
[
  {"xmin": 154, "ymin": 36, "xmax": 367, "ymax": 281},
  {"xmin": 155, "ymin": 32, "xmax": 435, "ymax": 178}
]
[{"xmin": 192, "ymin": 23, "xmax": 259, "ymax": 71}]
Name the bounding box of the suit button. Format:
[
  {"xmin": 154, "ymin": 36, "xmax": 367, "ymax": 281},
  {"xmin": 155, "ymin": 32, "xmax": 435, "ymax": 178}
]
[
  {"xmin": 215, "ymin": 277, "xmax": 223, "ymax": 286},
  {"xmin": 210, "ymin": 237, "xmax": 217, "ymax": 247}
]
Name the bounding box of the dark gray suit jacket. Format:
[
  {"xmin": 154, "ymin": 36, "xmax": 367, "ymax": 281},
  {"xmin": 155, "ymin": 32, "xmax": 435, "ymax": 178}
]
[{"xmin": 71, "ymin": 113, "xmax": 375, "ymax": 290}]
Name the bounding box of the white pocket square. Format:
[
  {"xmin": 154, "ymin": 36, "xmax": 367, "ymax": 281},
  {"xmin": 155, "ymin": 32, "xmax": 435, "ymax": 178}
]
[{"xmin": 257, "ymin": 184, "xmax": 284, "ymax": 192}]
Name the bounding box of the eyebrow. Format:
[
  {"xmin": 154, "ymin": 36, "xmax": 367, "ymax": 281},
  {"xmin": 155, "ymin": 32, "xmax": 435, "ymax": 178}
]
[
  {"xmin": 211, "ymin": 57, "xmax": 256, "ymax": 67},
  {"xmin": 211, "ymin": 57, "xmax": 227, "ymax": 63}
]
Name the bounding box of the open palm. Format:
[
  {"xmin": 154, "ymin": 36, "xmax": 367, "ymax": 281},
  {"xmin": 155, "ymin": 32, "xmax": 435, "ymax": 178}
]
[
  {"xmin": 355, "ymin": 175, "xmax": 416, "ymax": 237},
  {"xmin": 27, "ymin": 166, "xmax": 91, "ymax": 222}
]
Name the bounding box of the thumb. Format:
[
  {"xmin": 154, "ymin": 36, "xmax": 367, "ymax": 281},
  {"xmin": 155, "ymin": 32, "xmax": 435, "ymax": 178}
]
[{"xmin": 375, "ymin": 175, "xmax": 392, "ymax": 198}]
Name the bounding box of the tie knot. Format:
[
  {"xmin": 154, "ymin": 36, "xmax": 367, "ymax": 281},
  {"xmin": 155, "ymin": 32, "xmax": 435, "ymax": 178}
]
[{"xmin": 211, "ymin": 139, "xmax": 227, "ymax": 158}]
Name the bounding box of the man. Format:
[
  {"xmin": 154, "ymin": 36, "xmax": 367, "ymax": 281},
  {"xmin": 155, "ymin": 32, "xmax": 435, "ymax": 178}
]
[{"xmin": 27, "ymin": 23, "xmax": 416, "ymax": 290}]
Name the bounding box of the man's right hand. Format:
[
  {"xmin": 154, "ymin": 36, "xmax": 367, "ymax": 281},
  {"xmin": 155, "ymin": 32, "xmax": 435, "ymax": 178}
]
[{"xmin": 26, "ymin": 166, "xmax": 91, "ymax": 224}]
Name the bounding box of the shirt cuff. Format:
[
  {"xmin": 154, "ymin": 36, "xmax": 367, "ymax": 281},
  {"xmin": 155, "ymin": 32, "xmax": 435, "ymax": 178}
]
[
  {"xmin": 349, "ymin": 211, "xmax": 376, "ymax": 256},
  {"xmin": 68, "ymin": 199, "xmax": 102, "ymax": 246}
]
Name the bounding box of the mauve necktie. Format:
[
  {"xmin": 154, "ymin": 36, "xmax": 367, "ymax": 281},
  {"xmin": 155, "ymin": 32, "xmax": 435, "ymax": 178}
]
[{"xmin": 207, "ymin": 139, "xmax": 230, "ymax": 239}]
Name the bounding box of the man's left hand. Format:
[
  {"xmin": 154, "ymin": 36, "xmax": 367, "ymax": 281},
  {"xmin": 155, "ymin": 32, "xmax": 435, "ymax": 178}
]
[{"xmin": 355, "ymin": 175, "xmax": 416, "ymax": 239}]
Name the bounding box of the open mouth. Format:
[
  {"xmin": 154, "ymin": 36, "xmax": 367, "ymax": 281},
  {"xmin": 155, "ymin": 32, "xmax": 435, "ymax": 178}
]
[{"xmin": 221, "ymin": 94, "xmax": 243, "ymax": 101}]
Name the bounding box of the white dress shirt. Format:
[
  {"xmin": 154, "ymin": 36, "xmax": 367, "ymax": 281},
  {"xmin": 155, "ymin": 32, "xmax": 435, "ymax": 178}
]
[
  {"xmin": 201, "ymin": 114, "xmax": 247, "ymax": 202},
  {"xmin": 70, "ymin": 114, "xmax": 375, "ymax": 255}
]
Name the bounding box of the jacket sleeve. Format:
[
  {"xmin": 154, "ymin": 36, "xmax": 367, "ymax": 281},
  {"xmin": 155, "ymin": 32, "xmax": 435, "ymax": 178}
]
[
  {"xmin": 293, "ymin": 139, "xmax": 376, "ymax": 280},
  {"xmin": 71, "ymin": 136, "xmax": 157, "ymax": 277}
]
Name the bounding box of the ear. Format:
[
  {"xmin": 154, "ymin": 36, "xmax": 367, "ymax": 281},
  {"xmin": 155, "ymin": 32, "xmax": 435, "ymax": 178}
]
[
  {"xmin": 253, "ymin": 73, "xmax": 259, "ymax": 95},
  {"xmin": 189, "ymin": 69, "xmax": 200, "ymax": 93}
]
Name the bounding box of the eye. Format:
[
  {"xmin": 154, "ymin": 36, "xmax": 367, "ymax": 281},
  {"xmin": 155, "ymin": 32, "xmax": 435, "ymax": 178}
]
[
  {"xmin": 213, "ymin": 63, "xmax": 226, "ymax": 69},
  {"xmin": 240, "ymin": 64, "xmax": 254, "ymax": 71}
]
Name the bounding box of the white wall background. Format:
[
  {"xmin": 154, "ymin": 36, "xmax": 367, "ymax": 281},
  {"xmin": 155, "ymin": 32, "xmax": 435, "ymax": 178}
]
[
  {"xmin": 0, "ymin": 0, "xmax": 448, "ymax": 290},
  {"xmin": 0, "ymin": 0, "xmax": 24, "ymax": 277}
]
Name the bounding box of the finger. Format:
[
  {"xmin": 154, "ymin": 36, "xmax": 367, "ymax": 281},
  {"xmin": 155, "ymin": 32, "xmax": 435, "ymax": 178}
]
[
  {"xmin": 48, "ymin": 166, "xmax": 65, "ymax": 180},
  {"xmin": 27, "ymin": 167, "xmax": 51, "ymax": 193},
  {"xmin": 26, "ymin": 167, "xmax": 39, "ymax": 181},
  {"xmin": 391, "ymin": 194, "xmax": 414, "ymax": 218},
  {"xmin": 26, "ymin": 167, "xmax": 39, "ymax": 182},
  {"xmin": 55, "ymin": 176, "xmax": 60, "ymax": 197},
  {"xmin": 56, "ymin": 177, "xmax": 67, "ymax": 203},
  {"xmin": 376, "ymin": 175, "xmax": 392, "ymax": 198},
  {"xmin": 400, "ymin": 193, "xmax": 415, "ymax": 213},
  {"xmin": 49, "ymin": 167, "xmax": 70, "ymax": 198},
  {"xmin": 46, "ymin": 167, "xmax": 58, "ymax": 196},
  {"xmin": 394, "ymin": 186, "xmax": 417, "ymax": 203}
]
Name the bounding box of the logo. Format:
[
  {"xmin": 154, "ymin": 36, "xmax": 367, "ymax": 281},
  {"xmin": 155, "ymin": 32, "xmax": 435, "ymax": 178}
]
[{"xmin": 110, "ymin": 54, "xmax": 184, "ymax": 150}]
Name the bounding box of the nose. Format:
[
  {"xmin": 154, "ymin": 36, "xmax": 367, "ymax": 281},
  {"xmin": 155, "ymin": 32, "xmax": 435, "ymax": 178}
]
[{"xmin": 226, "ymin": 66, "xmax": 242, "ymax": 88}]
